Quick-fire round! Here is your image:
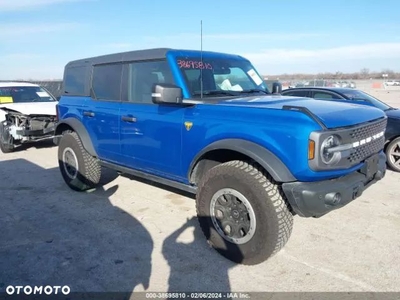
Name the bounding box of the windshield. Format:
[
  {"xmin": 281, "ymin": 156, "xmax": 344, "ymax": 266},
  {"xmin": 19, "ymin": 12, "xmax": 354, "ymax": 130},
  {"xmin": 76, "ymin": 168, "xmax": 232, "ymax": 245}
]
[
  {"xmin": 0, "ymin": 86, "xmax": 56, "ymax": 104},
  {"xmin": 341, "ymin": 89, "xmax": 391, "ymax": 111},
  {"xmin": 175, "ymin": 57, "xmax": 270, "ymax": 98}
]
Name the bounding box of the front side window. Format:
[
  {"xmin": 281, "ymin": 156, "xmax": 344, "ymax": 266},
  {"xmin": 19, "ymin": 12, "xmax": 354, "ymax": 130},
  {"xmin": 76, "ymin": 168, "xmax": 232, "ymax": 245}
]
[
  {"xmin": 175, "ymin": 56, "xmax": 269, "ymax": 98},
  {"xmin": 0, "ymin": 86, "xmax": 57, "ymax": 103},
  {"xmin": 122, "ymin": 60, "xmax": 175, "ymax": 104},
  {"xmin": 313, "ymin": 92, "xmax": 341, "ymax": 100},
  {"xmin": 282, "ymin": 90, "xmax": 309, "ymax": 97}
]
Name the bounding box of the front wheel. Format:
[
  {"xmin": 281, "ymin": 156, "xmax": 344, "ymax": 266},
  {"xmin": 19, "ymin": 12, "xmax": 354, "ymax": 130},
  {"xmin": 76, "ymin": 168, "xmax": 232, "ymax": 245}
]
[
  {"xmin": 0, "ymin": 123, "xmax": 14, "ymax": 153},
  {"xmin": 386, "ymin": 137, "xmax": 400, "ymax": 172},
  {"xmin": 196, "ymin": 160, "xmax": 294, "ymax": 265},
  {"xmin": 58, "ymin": 131, "xmax": 102, "ymax": 191}
]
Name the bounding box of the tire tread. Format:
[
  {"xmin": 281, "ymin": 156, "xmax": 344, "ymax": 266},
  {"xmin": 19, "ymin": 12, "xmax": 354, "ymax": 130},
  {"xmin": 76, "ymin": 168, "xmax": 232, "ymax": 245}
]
[
  {"xmin": 196, "ymin": 159, "xmax": 294, "ymax": 264},
  {"xmin": 59, "ymin": 131, "xmax": 101, "ymax": 190}
]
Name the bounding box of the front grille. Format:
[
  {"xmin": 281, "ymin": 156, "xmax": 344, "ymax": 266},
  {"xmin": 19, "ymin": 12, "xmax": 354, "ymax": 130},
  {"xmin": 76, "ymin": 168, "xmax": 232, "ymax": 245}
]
[
  {"xmin": 349, "ymin": 119, "xmax": 387, "ymax": 139},
  {"xmin": 347, "ymin": 119, "xmax": 387, "ymax": 164}
]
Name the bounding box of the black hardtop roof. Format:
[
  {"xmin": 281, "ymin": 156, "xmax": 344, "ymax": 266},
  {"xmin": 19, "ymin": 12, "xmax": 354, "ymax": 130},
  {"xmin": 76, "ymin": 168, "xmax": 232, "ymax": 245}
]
[
  {"xmin": 65, "ymin": 47, "xmax": 247, "ymax": 68},
  {"xmin": 66, "ymin": 48, "xmax": 172, "ymax": 67}
]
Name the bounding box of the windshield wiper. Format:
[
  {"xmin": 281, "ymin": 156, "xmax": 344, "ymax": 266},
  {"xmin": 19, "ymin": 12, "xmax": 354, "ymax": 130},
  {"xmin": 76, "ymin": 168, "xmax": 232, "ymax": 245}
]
[
  {"xmin": 193, "ymin": 90, "xmax": 237, "ymax": 97},
  {"xmin": 239, "ymin": 89, "xmax": 270, "ymax": 94}
]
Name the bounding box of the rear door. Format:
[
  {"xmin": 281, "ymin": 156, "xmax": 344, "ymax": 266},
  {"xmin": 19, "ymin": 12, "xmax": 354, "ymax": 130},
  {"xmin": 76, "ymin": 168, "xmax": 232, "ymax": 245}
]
[{"xmin": 81, "ymin": 63, "xmax": 122, "ymax": 163}]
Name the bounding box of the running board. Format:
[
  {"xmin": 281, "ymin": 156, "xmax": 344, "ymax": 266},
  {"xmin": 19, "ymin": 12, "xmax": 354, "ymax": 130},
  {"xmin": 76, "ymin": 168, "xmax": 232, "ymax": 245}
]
[{"xmin": 100, "ymin": 160, "xmax": 197, "ymax": 194}]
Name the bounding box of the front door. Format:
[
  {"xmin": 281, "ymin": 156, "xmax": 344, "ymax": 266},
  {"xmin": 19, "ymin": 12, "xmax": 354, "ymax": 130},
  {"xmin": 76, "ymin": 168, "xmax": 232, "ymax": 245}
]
[{"xmin": 119, "ymin": 59, "xmax": 184, "ymax": 181}]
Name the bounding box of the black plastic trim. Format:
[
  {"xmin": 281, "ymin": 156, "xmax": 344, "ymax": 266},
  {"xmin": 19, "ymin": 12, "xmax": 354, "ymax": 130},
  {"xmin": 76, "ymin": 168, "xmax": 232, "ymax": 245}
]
[
  {"xmin": 55, "ymin": 118, "xmax": 97, "ymax": 157},
  {"xmin": 101, "ymin": 160, "xmax": 197, "ymax": 194},
  {"xmin": 189, "ymin": 139, "xmax": 296, "ymax": 183},
  {"xmin": 282, "ymin": 151, "xmax": 386, "ymax": 218},
  {"xmin": 282, "ymin": 105, "xmax": 327, "ymax": 130}
]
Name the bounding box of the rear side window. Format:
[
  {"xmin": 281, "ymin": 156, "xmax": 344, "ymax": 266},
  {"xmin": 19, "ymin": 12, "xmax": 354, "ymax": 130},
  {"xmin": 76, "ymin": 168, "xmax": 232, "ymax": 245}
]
[
  {"xmin": 64, "ymin": 66, "xmax": 86, "ymax": 96},
  {"xmin": 92, "ymin": 64, "xmax": 123, "ymax": 101}
]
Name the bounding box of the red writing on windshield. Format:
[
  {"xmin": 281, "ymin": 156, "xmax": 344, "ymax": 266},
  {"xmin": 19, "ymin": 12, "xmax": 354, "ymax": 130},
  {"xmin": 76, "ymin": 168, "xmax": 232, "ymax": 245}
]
[{"xmin": 177, "ymin": 60, "xmax": 213, "ymax": 70}]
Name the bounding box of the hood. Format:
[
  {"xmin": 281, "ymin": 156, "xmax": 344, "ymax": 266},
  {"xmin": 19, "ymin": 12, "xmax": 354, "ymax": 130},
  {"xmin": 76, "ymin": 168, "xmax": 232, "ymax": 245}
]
[
  {"xmin": 218, "ymin": 95, "xmax": 386, "ymax": 129},
  {"xmin": 385, "ymin": 107, "xmax": 400, "ymax": 119},
  {"xmin": 0, "ymin": 102, "xmax": 57, "ymax": 116}
]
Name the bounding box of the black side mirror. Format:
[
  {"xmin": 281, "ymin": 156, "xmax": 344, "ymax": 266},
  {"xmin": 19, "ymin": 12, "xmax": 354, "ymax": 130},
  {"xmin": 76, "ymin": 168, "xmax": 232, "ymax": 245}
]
[
  {"xmin": 152, "ymin": 84, "xmax": 183, "ymax": 104},
  {"xmin": 272, "ymin": 82, "xmax": 282, "ymax": 94}
]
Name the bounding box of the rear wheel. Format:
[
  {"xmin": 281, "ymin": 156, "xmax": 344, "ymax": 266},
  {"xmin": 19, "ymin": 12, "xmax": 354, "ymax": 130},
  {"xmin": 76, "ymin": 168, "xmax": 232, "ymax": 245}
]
[
  {"xmin": 196, "ymin": 160, "xmax": 293, "ymax": 265},
  {"xmin": 58, "ymin": 131, "xmax": 102, "ymax": 191},
  {"xmin": 386, "ymin": 137, "xmax": 400, "ymax": 172}
]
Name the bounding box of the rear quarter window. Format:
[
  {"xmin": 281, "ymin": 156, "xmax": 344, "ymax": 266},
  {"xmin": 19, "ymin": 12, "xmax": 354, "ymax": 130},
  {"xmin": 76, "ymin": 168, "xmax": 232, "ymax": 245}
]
[{"xmin": 63, "ymin": 66, "xmax": 87, "ymax": 96}]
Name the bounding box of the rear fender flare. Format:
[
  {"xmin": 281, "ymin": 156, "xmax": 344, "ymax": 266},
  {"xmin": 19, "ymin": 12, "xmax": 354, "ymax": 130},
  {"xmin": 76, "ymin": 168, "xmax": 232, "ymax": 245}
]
[{"xmin": 55, "ymin": 118, "xmax": 97, "ymax": 157}]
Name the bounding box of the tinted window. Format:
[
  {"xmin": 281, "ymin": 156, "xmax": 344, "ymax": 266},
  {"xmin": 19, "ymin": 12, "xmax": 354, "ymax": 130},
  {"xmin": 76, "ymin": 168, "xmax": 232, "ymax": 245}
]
[
  {"xmin": 282, "ymin": 90, "xmax": 309, "ymax": 97},
  {"xmin": 312, "ymin": 91, "xmax": 341, "ymax": 100},
  {"xmin": 122, "ymin": 60, "xmax": 175, "ymax": 104},
  {"xmin": 64, "ymin": 66, "xmax": 86, "ymax": 95},
  {"xmin": 92, "ymin": 64, "xmax": 123, "ymax": 100}
]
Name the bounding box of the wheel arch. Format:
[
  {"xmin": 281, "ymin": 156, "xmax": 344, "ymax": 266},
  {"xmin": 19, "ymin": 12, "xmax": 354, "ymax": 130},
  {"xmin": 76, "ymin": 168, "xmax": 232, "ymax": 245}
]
[
  {"xmin": 384, "ymin": 135, "xmax": 400, "ymax": 171},
  {"xmin": 55, "ymin": 118, "xmax": 97, "ymax": 157},
  {"xmin": 188, "ymin": 139, "xmax": 296, "ymax": 185}
]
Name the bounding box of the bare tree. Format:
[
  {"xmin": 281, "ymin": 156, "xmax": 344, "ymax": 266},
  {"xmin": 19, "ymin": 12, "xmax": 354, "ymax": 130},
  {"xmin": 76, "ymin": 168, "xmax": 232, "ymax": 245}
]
[{"xmin": 360, "ymin": 68, "xmax": 369, "ymax": 79}]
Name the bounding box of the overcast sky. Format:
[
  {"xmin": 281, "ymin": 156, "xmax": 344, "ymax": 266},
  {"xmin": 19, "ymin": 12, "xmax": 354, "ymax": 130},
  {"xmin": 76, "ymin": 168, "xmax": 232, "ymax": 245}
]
[{"xmin": 1, "ymin": 0, "xmax": 400, "ymax": 79}]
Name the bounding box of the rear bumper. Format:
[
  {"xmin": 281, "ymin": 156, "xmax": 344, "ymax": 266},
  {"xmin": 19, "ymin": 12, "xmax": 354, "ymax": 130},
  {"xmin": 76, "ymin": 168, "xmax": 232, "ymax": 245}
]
[{"xmin": 282, "ymin": 151, "xmax": 386, "ymax": 218}]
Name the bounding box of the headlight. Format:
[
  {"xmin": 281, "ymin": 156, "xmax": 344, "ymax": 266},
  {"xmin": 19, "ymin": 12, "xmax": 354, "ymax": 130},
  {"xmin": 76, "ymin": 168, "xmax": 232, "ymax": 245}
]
[{"xmin": 320, "ymin": 135, "xmax": 341, "ymax": 165}]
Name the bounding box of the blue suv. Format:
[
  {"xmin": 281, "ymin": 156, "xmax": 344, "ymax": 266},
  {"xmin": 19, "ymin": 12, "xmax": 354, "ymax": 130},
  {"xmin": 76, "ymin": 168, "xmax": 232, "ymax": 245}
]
[{"xmin": 55, "ymin": 48, "xmax": 387, "ymax": 265}]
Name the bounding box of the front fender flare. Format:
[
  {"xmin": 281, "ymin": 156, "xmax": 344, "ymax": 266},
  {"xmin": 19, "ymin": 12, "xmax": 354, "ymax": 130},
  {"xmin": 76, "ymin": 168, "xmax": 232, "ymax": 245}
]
[
  {"xmin": 55, "ymin": 117, "xmax": 97, "ymax": 157},
  {"xmin": 189, "ymin": 139, "xmax": 296, "ymax": 183}
]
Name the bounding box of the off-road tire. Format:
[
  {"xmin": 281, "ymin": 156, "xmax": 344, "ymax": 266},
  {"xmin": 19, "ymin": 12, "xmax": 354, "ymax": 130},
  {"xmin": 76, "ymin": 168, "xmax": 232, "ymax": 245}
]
[
  {"xmin": 0, "ymin": 123, "xmax": 14, "ymax": 153},
  {"xmin": 58, "ymin": 131, "xmax": 101, "ymax": 191},
  {"xmin": 386, "ymin": 137, "xmax": 400, "ymax": 172},
  {"xmin": 196, "ymin": 160, "xmax": 293, "ymax": 265}
]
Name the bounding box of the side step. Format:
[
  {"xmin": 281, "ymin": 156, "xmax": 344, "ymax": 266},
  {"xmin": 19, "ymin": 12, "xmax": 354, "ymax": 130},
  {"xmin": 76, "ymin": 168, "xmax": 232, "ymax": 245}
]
[{"xmin": 100, "ymin": 160, "xmax": 197, "ymax": 195}]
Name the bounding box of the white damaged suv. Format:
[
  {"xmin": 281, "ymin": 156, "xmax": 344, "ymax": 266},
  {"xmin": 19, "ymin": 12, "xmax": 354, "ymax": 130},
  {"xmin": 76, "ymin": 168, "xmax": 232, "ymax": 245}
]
[{"xmin": 0, "ymin": 82, "xmax": 58, "ymax": 153}]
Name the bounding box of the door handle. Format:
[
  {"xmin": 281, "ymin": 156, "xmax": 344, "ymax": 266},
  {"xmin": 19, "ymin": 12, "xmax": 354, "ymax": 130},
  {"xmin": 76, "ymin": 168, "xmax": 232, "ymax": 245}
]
[
  {"xmin": 83, "ymin": 111, "xmax": 95, "ymax": 117},
  {"xmin": 121, "ymin": 115, "xmax": 137, "ymax": 123}
]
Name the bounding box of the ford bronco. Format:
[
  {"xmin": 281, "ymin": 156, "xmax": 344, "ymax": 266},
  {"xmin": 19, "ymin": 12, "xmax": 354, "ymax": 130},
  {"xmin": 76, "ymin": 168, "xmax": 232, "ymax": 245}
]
[{"xmin": 55, "ymin": 48, "xmax": 387, "ymax": 265}]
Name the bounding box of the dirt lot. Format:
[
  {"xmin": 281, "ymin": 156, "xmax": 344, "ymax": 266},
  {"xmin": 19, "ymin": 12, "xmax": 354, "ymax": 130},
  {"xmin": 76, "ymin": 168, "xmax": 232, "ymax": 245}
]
[{"xmin": 1, "ymin": 89, "xmax": 400, "ymax": 295}]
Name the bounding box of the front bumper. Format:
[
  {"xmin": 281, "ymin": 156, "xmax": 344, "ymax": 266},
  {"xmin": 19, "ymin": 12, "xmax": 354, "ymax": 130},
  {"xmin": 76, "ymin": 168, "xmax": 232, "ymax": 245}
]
[
  {"xmin": 16, "ymin": 126, "xmax": 55, "ymax": 137},
  {"xmin": 282, "ymin": 151, "xmax": 386, "ymax": 218}
]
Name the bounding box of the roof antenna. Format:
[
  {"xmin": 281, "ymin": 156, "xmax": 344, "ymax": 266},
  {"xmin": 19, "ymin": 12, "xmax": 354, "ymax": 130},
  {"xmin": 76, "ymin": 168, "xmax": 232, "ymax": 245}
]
[{"xmin": 200, "ymin": 20, "xmax": 203, "ymax": 99}]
